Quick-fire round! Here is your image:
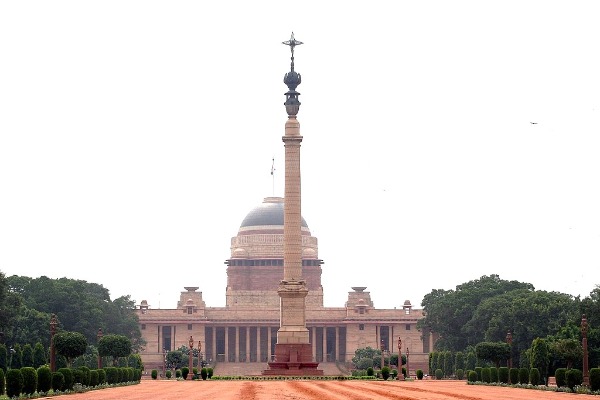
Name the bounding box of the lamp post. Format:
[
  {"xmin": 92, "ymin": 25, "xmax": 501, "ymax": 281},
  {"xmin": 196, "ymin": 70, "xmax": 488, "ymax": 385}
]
[
  {"xmin": 380, "ymin": 340, "xmax": 385, "ymax": 369},
  {"xmin": 198, "ymin": 341, "xmax": 203, "ymax": 367},
  {"xmin": 397, "ymin": 337, "xmax": 404, "ymax": 380},
  {"xmin": 582, "ymin": 314, "xmax": 590, "ymax": 386},
  {"xmin": 49, "ymin": 313, "xmax": 58, "ymax": 372},
  {"xmin": 97, "ymin": 328, "xmax": 103, "ymax": 369},
  {"xmin": 406, "ymin": 347, "xmax": 410, "ymax": 378},
  {"xmin": 188, "ymin": 336, "xmax": 194, "ymax": 379}
]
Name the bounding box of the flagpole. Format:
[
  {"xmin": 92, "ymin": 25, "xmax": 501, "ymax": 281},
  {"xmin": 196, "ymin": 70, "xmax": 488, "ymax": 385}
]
[{"xmin": 271, "ymin": 157, "xmax": 275, "ymax": 196}]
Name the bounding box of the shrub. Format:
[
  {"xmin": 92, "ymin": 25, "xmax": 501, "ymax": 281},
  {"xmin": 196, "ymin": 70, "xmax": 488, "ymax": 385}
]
[
  {"xmin": 200, "ymin": 367, "xmax": 208, "ymax": 380},
  {"xmin": 126, "ymin": 367, "xmax": 134, "ymax": 382},
  {"xmin": 72, "ymin": 368, "xmax": 85, "ymax": 385},
  {"xmin": 590, "ymin": 368, "xmax": 600, "ymax": 392},
  {"xmin": 89, "ymin": 369, "xmax": 99, "ymax": 387},
  {"xmin": 416, "ymin": 369, "xmax": 423, "ymax": 380},
  {"xmin": 181, "ymin": 366, "xmax": 189, "ymax": 379},
  {"xmin": 391, "ymin": 368, "xmax": 398, "ymax": 379},
  {"xmin": 51, "ymin": 371, "xmax": 65, "ymax": 391},
  {"xmin": 166, "ymin": 369, "xmax": 172, "ymax": 379},
  {"xmin": 518, "ymin": 367, "xmax": 529, "ymax": 384},
  {"xmin": 37, "ymin": 366, "xmax": 51, "ymax": 392},
  {"xmin": 565, "ymin": 368, "xmax": 582, "ymax": 390},
  {"xmin": 555, "ymin": 368, "xmax": 567, "ymax": 387},
  {"xmin": 175, "ymin": 369, "xmax": 182, "ymax": 378},
  {"xmin": 151, "ymin": 369, "xmax": 158, "ymax": 380},
  {"xmin": 489, "ymin": 367, "xmax": 498, "ymax": 382},
  {"xmin": 105, "ymin": 367, "xmax": 119, "ymax": 384},
  {"xmin": 481, "ymin": 367, "xmax": 491, "ymax": 383},
  {"xmin": 509, "ymin": 368, "xmax": 519, "ymax": 384},
  {"xmin": 529, "ymin": 368, "xmax": 540, "ymax": 385},
  {"xmin": 435, "ymin": 368, "xmax": 443, "ymax": 380},
  {"xmin": 468, "ymin": 370, "xmax": 478, "ymax": 382},
  {"xmin": 366, "ymin": 367, "xmax": 374, "ymax": 377},
  {"xmin": 97, "ymin": 368, "xmax": 106, "ymax": 384},
  {"xmin": 0, "ymin": 368, "xmax": 4, "ymax": 395},
  {"xmin": 381, "ymin": 366, "xmax": 390, "ymax": 380},
  {"xmin": 21, "ymin": 367, "xmax": 37, "ymax": 395},
  {"xmin": 456, "ymin": 368, "xmax": 464, "ymax": 380},
  {"xmin": 79, "ymin": 366, "xmax": 91, "ymax": 386},
  {"xmin": 498, "ymin": 367, "xmax": 508, "ymax": 383},
  {"xmin": 207, "ymin": 367, "xmax": 213, "ymax": 379},
  {"xmin": 193, "ymin": 367, "xmax": 198, "ymax": 375},
  {"xmin": 6, "ymin": 369, "xmax": 24, "ymax": 398},
  {"xmin": 475, "ymin": 367, "xmax": 482, "ymax": 381},
  {"xmin": 58, "ymin": 367, "xmax": 74, "ymax": 390}
]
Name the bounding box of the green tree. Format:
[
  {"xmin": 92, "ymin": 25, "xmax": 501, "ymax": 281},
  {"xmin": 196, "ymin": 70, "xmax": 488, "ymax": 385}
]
[
  {"xmin": 454, "ymin": 351, "xmax": 465, "ymax": 372},
  {"xmin": 21, "ymin": 344, "xmax": 34, "ymax": 367},
  {"xmin": 351, "ymin": 346, "xmax": 381, "ymax": 369},
  {"xmin": 53, "ymin": 331, "xmax": 87, "ymax": 367},
  {"xmin": 165, "ymin": 351, "xmax": 184, "ymax": 370},
  {"xmin": 551, "ymin": 338, "xmax": 583, "ymax": 369},
  {"xmin": 33, "ymin": 342, "xmax": 47, "ymax": 368},
  {"xmin": 0, "ymin": 344, "xmax": 7, "ymax": 372},
  {"xmin": 475, "ymin": 342, "xmax": 510, "ymax": 368},
  {"xmin": 465, "ymin": 351, "xmax": 476, "ymax": 371},
  {"xmin": 530, "ymin": 338, "xmax": 550, "ymax": 384},
  {"xmin": 11, "ymin": 343, "xmax": 23, "ymax": 369},
  {"xmin": 98, "ymin": 334, "xmax": 132, "ymax": 366}
]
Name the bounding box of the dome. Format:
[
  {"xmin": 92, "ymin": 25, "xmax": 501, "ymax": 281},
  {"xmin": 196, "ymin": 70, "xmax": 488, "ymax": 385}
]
[{"xmin": 240, "ymin": 197, "xmax": 308, "ymax": 229}]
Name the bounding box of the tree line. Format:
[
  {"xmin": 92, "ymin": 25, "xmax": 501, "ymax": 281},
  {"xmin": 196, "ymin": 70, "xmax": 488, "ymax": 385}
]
[
  {"xmin": 418, "ymin": 274, "xmax": 599, "ymax": 371},
  {"xmin": 0, "ymin": 271, "xmax": 144, "ymax": 351}
]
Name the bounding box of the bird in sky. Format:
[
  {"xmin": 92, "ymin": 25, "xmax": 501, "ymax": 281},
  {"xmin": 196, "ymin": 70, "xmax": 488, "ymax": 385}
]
[{"xmin": 530, "ymin": 122, "xmax": 538, "ymax": 125}]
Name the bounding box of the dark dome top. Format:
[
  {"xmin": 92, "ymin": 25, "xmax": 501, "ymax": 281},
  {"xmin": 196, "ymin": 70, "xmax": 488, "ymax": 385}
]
[{"xmin": 240, "ymin": 197, "xmax": 308, "ymax": 228}]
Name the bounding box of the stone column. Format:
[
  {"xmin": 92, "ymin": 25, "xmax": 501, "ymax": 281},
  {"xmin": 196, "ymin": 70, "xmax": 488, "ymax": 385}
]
[
  {"xmin": 246, "ymin": 327, "xmax": 251, "ymax": 362},
  {"xmin": 267, "ymin": 327, "xmax": 272, "ymax": 361},
  {"xmin": 224, "ymin": 327, "xmax": 229, "ymax": 362},
  {"xmin": 236, "ymin": 326, "xmax": 240, "ymax": 362},
  {"xmin": 335, "ymin": 327, "xmax": 339, "ymax": 362},
  {"xmin": 257, "ymin": 326, "xmax": 262, "ymax": 362},
  {"xmin": 211, "ymin": 327, "xmax": 217, "ymax": 363},
  {"xmin": 322, "ymin": 326, "xmax": 327, "ymax": 362},
  {"xmin": 312, "ymin": 327, "xmax": 317, "ymax": 361}
]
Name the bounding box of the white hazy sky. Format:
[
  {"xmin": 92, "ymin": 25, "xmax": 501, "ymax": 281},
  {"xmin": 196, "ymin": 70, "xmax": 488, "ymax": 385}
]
[{"xmin": 1, "ymin": 1, "xmax": 599, "ymax": 311}]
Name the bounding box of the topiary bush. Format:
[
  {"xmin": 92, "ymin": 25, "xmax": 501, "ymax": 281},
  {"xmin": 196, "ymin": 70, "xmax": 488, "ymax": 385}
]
[
  {"xmin": 105, "ymin": 367, "xmax": 119, "ymax": 384},
  {"xmin": 590, "ymin": 368, "xmax": 600, "ymax": 392},
  {"xmin": 509, "ymin": 368, "xmax": 519, "ymax": 384},
  {"xmin": 166, "ymin": 369, "xmax": 172, "ymax": 379},
  {"xmin": 456, "ymin": 368, "xmax": 464, "ymax": 380},
  {"xmin": 366, "ymin": 367, "xmax": 374, "ymax": 377},
  {"xmin": 565, "ymin": 368, "xmax": 582, "ymax": 391},
  {"xmin": 481, "ymin": 367, "xmax": 491, "ymax": 383},
  {"xmin": 498, "ymin": 367, "xmax": 508, "ymax": 383},
  {"xmin": 207, "ymin": 367, "xmax": 213, "ymax": 379},
  {"xmin": 6, "ymin": 368, "xmax": 24, "ymax": 398},
  {"xmin": 51, "ymin": 371, "xmax": 65, "ymax": 391},
  {"xmin": 435, "ymin": 368, "xmax": 443, "ymax": 380},
  {"xmin": 20, "ymin": 367, "xmax": 37, "ymax": 395},
  {"xmin": 468, "ymin": 370, "xmax": 478, "ymax": 382},
  {"xmin": 0, "ymin": 368, "xmax": 4, "ymax": 395},
  {"xmin": 89, "ymin": 369, "xmax": 99, "ymax": 387},
  {"xmin": 151, "ymin": 369, "xmax": 158, "ymax": 380},
  {"xmin": 57, "ymin": 367, "xmax": 74, "ymax": 390},
  {"xmin": 555, "ymin": 368, "xmax": 567, "ymax": 387},
  {"xmin": 72, "ymin": 368, "xmax": 84, "ymax": 385},
  {"xmin": 37, "ymin": 366, "xmax": 51, "ymax": 393},
  {"xmin": 475, "ymin": 367, "xmax": 482, "ymax": 381},
  {"xmin": 97, "ymin": 368, "xmax": 106, "ymax": 384},
  {"xmin": 175, "ymin": 369, "xmax": 182, "ymax": 379},
  {"xmin": 518, "ymin": 367, "xmax": 529, "ymax": 384},
  {"xmin": 200, "ymin": 367, "xmax": 207, "ymax": 380},
  {"xmin": 381, "ymin": 366, "xmax": 390, "ymax": 380},
  {"xmin": 489, "ymin": 367, "xmax": 498, "ymax": 383},
  {"xmin": 181, "ymin": 366, "xmax": 189, "ymax": 379},
  {"xmin": 529, "ymin": 368, "xmax": 540, "ymax": 385},
  {"xmin": 416, "ymin": 369, "xmax": 423, "ymax": 380},
  {"xmin": 79, "ymin": 366, "xmax": 91, "ymax": 386}
]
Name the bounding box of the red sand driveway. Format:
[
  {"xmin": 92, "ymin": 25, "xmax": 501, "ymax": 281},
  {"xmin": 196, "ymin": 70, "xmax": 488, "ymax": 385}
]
[{"xmin": 52, "ymin": 379, "xmax": 596, "ymax": 400}]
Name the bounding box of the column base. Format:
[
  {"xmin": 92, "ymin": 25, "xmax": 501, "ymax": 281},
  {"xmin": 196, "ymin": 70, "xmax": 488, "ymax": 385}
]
[{"xmin": 263, "ymin": 343, "xmax": 323, "ymax": 376}]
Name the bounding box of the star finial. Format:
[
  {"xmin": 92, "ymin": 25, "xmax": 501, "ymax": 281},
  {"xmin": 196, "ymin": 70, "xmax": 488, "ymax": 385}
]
[{"xmin": 282, "ymin": 32, "xmax": 303, "ymax": 72}]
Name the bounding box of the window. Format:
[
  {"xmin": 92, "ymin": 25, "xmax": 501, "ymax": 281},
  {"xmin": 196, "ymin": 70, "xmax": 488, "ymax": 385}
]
[
  {"xmin": 188, "ymin": 324, "xmax": 193, "ymax": 330},
  {"xmin": 359, "ymin": 324, "xmax": 364, "ymax": 331},
  {"xmin": 187, "ymin": 307, "xmax": 193, "ymax": 314},
  {"xmin": 405, "ymin": 308, "xmax": 410, "ymax": 315},
  {"xmin": 141, "ymin": 324, "xmax": 146, "ymax": 330},
  {"xmin": 406, "ymin": 324, "xmax": 411, "ymax": 330}
]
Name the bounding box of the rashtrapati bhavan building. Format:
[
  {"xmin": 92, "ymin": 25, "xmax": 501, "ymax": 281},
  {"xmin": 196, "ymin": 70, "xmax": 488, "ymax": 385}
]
[{"xmin": 136, "ymin": 196, "xmax": 434, "ymax": 374}]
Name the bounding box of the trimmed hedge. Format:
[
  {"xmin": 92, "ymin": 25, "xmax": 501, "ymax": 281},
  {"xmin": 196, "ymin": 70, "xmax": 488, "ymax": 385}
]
[
  {"xmin": 97, "ymin": 368, "xmax": 106, "ymax": 384},
  {"xmin": 21, "ymin": 367, "xmax": 37, "ymax": 395},
  {"xmin": 105, "ymin": 367, "xmax": 119, "ymax": 384},
  {"xmin": 6, "ymin": 369, "xmax": 24, "ymax": 398},
  {"xmin": 498, "ymin": 367, "xmax": 509, "ymax": 383},
  {"xmin": 555, "ymin": 368, "xmax": 566, "ymax": 387},
  {"xmin": 489, "ymin": 367, "xmax": 497, "ymax": 383},
  {"xmin": 416, "ymin": 369, "xmax": 423, "ymax": 380},
  {"xmin": 518, "ymin": 367, "xmax": 529, "ymax": 384},
  {"xmin": 0, "ymin": 368, "xmax": 5, "ymax": 395},
  {"xmin": 481, "ymin": 367, "xmax": 491, "ymax": 383},
  {"xmin": 529, "ymin": 368, "xmax": 540, "ymax": 385},
  {"xmin": 52, "ymin": 371, "xmax": 65, "ymax": 391},
  {"xmin": 565, "ymin": 368, "xmax": 582, "ymax": 390},
  {"xmin": 435, "ymin": 368, "xmax": 443, "ymax": 380},
  {"xmin": 90, "ymin": 369, "xmax": 99, "ymax": 387},
  {"xmin": 151, "ymin": 369, "xmax": 158, "ymax": 379},
  {"xmin": 509, "ymin": 368, "xmax": 519, "ymax": 384},
  {"xmin": 37, "ymin": 366, "xmax": 52, "ymax": 392},
  {"xmin": 468, "ymin": 370, "xmax": 477, "ymax": 382},
  {"xmin": 590, "ymin": 368, "xmax": 600, "ymax": 392},
  {"xmin": 58, "ymin": 367, "xmax": 74, "ymax": 390}
]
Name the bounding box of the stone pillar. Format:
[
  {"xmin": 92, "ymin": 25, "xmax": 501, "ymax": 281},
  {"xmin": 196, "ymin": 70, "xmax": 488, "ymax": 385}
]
[
  {"xmin": 312, "ymin": 327, "xmax": 317, "ymax": 361},
  {"xmin": 236, "ymin": 326, "xmax": 240, "ymax": 362},
  {"xmin": 335, "ymin": 327, "xmax": 339, "ymax": 362},
  {"xmin": 224, "ymin": 327, "xmax": 229, "ymax": 362},
  {"xmin": 267, "ymin": 327, "xmax": 272, "ymax": 361},
  {"xmin": 211, "ymin": 327, "xmax": 217, "ymax": 363},
  {"xmin": 246, "ymin": 327, "xmax": 251, "ymax": 362},
  {"xmin": 322, "ymin": 326, "xmax": 327, "ymax": 362},
  {"xmin": 257, "ymin": 326, "xmax": 262, "ymax": 362}
]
